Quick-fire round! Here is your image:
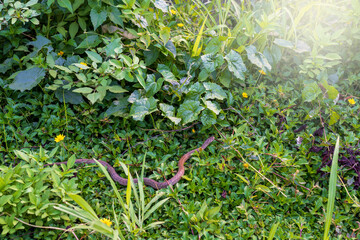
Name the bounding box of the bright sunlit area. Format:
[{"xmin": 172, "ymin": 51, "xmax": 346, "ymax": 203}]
[{"xmin": 1, "ymin": 0, "xmax": 360, "ymax": 239}]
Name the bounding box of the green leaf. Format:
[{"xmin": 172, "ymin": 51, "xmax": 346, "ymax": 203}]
[
  {"xmin": 177, "ymin": 100, "xmax": 204, "ymax": 125},
  {"xmin": 321, "ymin": 80, "xmax": 339, "ymax": 100},
  {"xmin": 268, "ymin": 222, "xmax": 280, "ymax": 240},
  {"xmin": 55, "ymin": 89, "xmax": 84, "ymax": 104},
  {"xmin": 323, "ymin": 136, "xmax": 340, "ymax": 240},
  {"xmin": 225, "ymin": 50, "xmax": 247, "ymax": 80},
  {"xmin": 105, "ymin": 98, "xmax": 129, "ymax": 117},
  {"xmin": 0, "ymin": 195, "xmax": 12, "ymax": 207},
  {"xmin": 160, "ymin": 27, "xmax": 170, "ymax": 45},
  {"xmin": 302, "ymin": 82, "xmax": 322, "ymax": 102},
  {"xmin": 77, "ymin": 35, "xmax": 102, "ymax": 49},
  {"xmin": 87, "ymin": 92, "xmax": 100, "ymax": 104},
  {"xmin": 9, "ymin": 68, "xmax": 45, "ymax": 92},
  {"xmin": 126, "ymin": 168, "xmax": 131, "ymax": 206},
  {"xmin": 108, "ymin": 85, "xmax": 128, "ymax": 93},
  {"xmin": 144, "ymin": 46, "xmax": 159, "ymax": 66},
  {"xmin": 245, "ymin": 45, "xmax": 271, "ymax": 72},
  {"xmin": 67, "ymin": 154, "xmax": 76, "ymax": 169},
  {"xmin": 274, "ymin": 38, "xmax": 294, "ymax": 48},
  {"xmin": 157, "ymin": 64, "xmax": 177, "ymax": 84},
  {"xmin": 68, "ymin": 194, "xmax": 98, "ymax": 220},
  {"xmin": 90, "ymin": 9, "xmax": 107, "ymax": 30},
  {"xmin": 69, "ymin": 22, "xmax": 79, "ymax": 39},
  {"xmin": 73, "ymin": 87, "xmax": 93, "ymax": 94},
  {"xmin": 130, "ymin": 97, "xmax": 158, "ymax": 121},
  {"xmin": 105, "ymin": 38, "xmax": 122, "ymax": 57},
  {"xmin": 205, "ymin": 101, "xmax": 221, "ymax": 115},
  {"xmin": 165, "ymin": 40, "xmax": 176, "ymax": 58},
  {"xmin": 203, "ymin": 82, "xmax": 227, "ymax": 100},
  {"xmin": 200, "ymin": 109, "xmax": 217, "ymax": 126},
  {"xmin": 108, "ymin": 7, "xmax": 124, "ymax": 27},
  {"xmin": 159, "ymin": 103, "xmax": 181, "ymax": 124},
  {"xmin": 57, "ymin": 0, "xmax": 73, "ymax": 13},
  {"xmin": 192, "ymin": 16, "xmax": 207, "ymax": 57},
  {"xmin": 205, "ymin": 205, "xmax": 221, "ymax": 219},
  {"xmin": 85, "ymin": 50, "xmax": 102, "ymax": 63},
  {"xmin": 204, "ymin": 37, "xmax": 221, "ymax": 54},
  {"xmin": 329, "ymin": 111, "xmax": 340, "ymax": 126}
]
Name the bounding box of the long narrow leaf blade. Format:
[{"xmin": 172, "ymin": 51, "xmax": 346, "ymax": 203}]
[{"xmin": 323, "ymin": 136, "xmax": 340, "ymax": 240}]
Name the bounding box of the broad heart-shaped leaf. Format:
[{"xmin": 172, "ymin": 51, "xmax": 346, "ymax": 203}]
[
  {"xmin": 9, "ymin": 68, "xmax": 45, "ymax": 92},
  {"xmin": 145, "ymin": 74, "xmax": 163, "ymax": 97},
  {"xmin": 108, "ymin": 6, "xmax": 124, "ymax": 27},
  {"xmin": 55, "ymin": 89, "xmax": 84, "ymax": 104},
  {"xmin": 159, "ymin": 103, "xmax": 181, "ymax": 124},
  {"xmin": 130, "ymin": 97, "xmax": 158, "ymax": 121},
  {"xmin": 157, "ymin": 64, "xmax": 177, "ymax": 85},
  {"xmin": 177, "ymin": 100, "xmax": 204, "ymax": 125},
  {"xmin": 144, "ymin": 45, "xmax": 159, "ymax": 66},
  {"xmin": 90, "ymin": 9, "xmax": 107, "ymax": 30},
  {"xmin": 200, "ymin": 109, "xmax": 217, "ymax": 126},
  {"xmin": 27, "ymin": 36, "xmax": 51, "ymax": 50},
  {"xmin": 205, "ymin": 100, "xmax": 221, "ymax": 115},
  {"xmin": 87, "ymin": 92, "xmax": 100, "ymax": 104},
  {"xmin": 302, "ymin": 82, "xmax": 322, "ymax": 102},
  {"xmin": 57, "ymin": 0, "xmax": 73, "ymax": 13},
  {"xmin": 203, "ymin": 82, "xmax": 227, "ymax": 100},
  {"xmin": 225, "ymin": 50, "xmax": 246, "ymax": 80},
  {"xmin": 105, "ymin": 98, "xmax": 129, "ymax": 117},
  {"xmin": 245, "ymin": 45, "xmax": 271, "ymax": 72},
  {"xmin": 185, "ymin": 82, "xmax": 206, "ymax": 101},
  {"xmin": 165, "ymin": 40, "xmax": 176, "ymax": 58},
  {"xmin": 76, "ymin": 35, "xmax": 102, "ymax": 49},
  {"xmin": 201, "ymin": 54, "xmax": 224, "ymax": 73},
  {"xmin": 154, "ymin": 0, "xmax": 169, "ymax": 12}
]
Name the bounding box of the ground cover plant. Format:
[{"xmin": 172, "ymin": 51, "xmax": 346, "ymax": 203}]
[{"xmin": 1, "ymin": 0, "xmax": 360, "ymax": 239}]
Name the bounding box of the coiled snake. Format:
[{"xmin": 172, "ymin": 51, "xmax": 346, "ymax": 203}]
[{"xmin": 46, "ymin": 136, "xmax": 215, "ymax": 189}]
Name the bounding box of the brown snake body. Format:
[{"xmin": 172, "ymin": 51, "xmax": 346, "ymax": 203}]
[{"xmin": 46, "ymin": 136, "xmax": 215, "ymax": 189}]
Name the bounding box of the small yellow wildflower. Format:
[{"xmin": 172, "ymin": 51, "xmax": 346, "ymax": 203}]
[
  {"xmin": 57, "ymin": 51, "xmax": 64, "ymax": 56},
  {"xmin": 192, "ymin": 129, "xmax": 195, "ymax": 133},
  {"xmin": 258, "ymin": 70, "xmax": 266, "ymax": 75},
  {"xmin": 170, "ymin": 9, "xmax": 176, "ymax": 15},
  {"xmin": 148, "ymin": 8, "xmax": 154, "ymax": 12},
  {"xmin": 100, "ymin": 218, "xmax": 112, "ymax": 227},
  {"xmin": 348, "ymin": 98, "xmax": 356, "ymax": 105},
  {"xmin": 242, "ymin": 92, "xmax": 248, "ymax": 98},
  {"xmin": 54, "ymin": 134, "xmax": 65, "ymax": 143},
  {"xmin": 80, "ymin": 62, "xmax": 87, "ymax": 70},
  {"xmin": 177, "ymin": 23, "xmax": 184, "ymax": 27},
  {"xmin": 243, "ymin": 163, "xmax": 249, "ymax": 169}
]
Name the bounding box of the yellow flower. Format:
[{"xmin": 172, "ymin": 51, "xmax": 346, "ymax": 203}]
[
  {"xmin": 348, "ymin": 98, "xmax": 356, "ymax": 105},
  {"xmin": 57, "ymin": 51, "xmax": 64, "ymax": 56},
  {"xmin": 100, "ymin": 218, "xmax": 112, "ymax": 227},
  {"xmin": 177, "ymin": 23, "xmax": 184, "ymax": 27},
  {"xmin": 192, "ymin": 129, "xmax": 195, "ymax": 133},
  {"xmin": 80, "ymin": 62, "xmax": 87, "ymax": 70},
  {"xmin": 242, "ymin": 92, "xmax": 248, "ymax": 98},
  {"xmin": 258, "ymin": 70, "xmax": 266, "ymax": 75},
  {"xmin": 54, "ymin": 134, "xmax": 65, "ymax": 143},
  {"xmin": 170, "ymin": 9, "xmax": 176, "ymax": 15},
  {"xmin": 148, "ymin": 8, "xmax": 154, "ymax": 12},
  {"xmin": 243, "ymin": 163, "xmax": 249, "ymax": 169}
]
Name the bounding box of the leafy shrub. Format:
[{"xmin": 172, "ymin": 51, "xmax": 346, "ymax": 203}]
[{"xmin": 0, "ymin": 147, "xmax": 79, "ymax": 237}]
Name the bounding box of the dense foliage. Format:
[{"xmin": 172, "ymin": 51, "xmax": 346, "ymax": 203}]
[{"xmin": 1, "ymin": 0, "xmax": 360, "ymax": 239}]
